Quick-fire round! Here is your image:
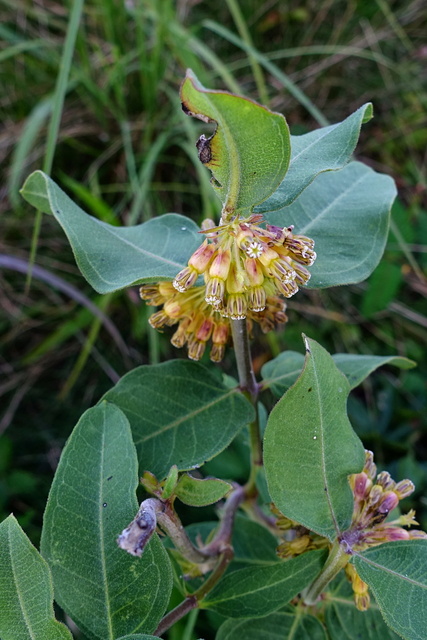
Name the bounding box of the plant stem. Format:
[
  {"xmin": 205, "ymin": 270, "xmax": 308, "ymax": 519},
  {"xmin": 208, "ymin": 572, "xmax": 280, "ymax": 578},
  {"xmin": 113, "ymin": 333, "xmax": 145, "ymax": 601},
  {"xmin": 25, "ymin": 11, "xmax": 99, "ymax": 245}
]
[
  {"xmin": 302, "ymin": 540, "xmax": 350, "ymax": 605},
  {"xmin": 154, "ymin": 549, "xmax": 233, "ymax": 637},
  {"xmin": 231, "ymin": 319, "xmax": 262, "ymax": 494},
  {"xmin": 154, "ymin": 595, "xmax": 198, "ymax": 637},
  {"xmin": 231, "ymin": 319, "xmax": 259, "ymax": 399}
]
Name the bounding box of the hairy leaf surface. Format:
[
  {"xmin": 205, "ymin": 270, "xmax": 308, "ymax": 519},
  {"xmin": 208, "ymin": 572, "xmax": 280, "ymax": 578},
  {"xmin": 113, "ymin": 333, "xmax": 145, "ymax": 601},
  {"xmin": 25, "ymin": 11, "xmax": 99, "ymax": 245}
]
[
  {"xmin": 103, "ymin": 360, "xmax": 254, "ymax": 478},
  {"xmin": 175, "ymin": 473, "xmax": 232, "ymax": 506},
  {"xmin": 257, "ymin": 103, "xmax": 373, "ymax": 211},
  {"xmin": 325, "ymin": 577, "xmax": 400, "ymax": 640},
  {"xmin": 216, "ymin": 610, "xmax": 327, "ymax": 640},
  {"xmin": 41, "ymin": 403, "xmax": 172, "ymax": 640},
  {"xmin": 354, "ymin": 540, "xmax": 427, "ymax": 640},
  {"xmin": 181, "ymin": 69, "xmax": 291, "ymax": 214},
  {"xmin": 20, "ymin": 170, "xmax": 201, "ymax": 293},
  {"xmin": 264, "ymin": 337, "xmax": 365, "ymax": 539},
  {"xmin": 261, "ymin": 351, "xmax": 415, "ymax": 397},
  {"xmin": 0, "ymin": 515, "xmax": 72, "ymax": 640},
  {"xmin": 265, "ymin": 161, "xmax": 396, "ymax": 288},
  {"xmin": 202, "ymin": 550, "xmax": 326, "ymax": 617}
]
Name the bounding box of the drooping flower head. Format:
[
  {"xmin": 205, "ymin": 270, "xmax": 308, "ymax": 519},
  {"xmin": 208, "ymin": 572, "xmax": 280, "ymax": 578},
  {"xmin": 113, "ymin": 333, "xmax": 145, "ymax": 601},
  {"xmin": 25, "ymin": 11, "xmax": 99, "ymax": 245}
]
[
  {"xmin": 342, "ymin": 450, "xmax": 427, "ymax": 610},
  {"xmin": 140, "ymin": 282, "xmax": 287, "ymax": 363},
  {"xmin": 173, "ymin": 214, "xmax": 316, "ymax": 320}
]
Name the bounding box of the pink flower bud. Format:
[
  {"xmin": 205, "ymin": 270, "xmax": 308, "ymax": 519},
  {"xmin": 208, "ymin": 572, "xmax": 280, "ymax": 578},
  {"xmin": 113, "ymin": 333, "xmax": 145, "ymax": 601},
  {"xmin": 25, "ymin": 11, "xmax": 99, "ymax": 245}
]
[
  {"xmin": 378, "ymin": 491, "xmax": 399, "ymax": 514},
  {"xmin": 188, "ymin": 240, "xmax": 216, "ymax": 273},
  {"xmin": 209, "ymin": 249, "xmax": 231, "ymax": 280},
  {"xmin": 353, "ymin": 472, "xmax": 370, "ymax": 500}
]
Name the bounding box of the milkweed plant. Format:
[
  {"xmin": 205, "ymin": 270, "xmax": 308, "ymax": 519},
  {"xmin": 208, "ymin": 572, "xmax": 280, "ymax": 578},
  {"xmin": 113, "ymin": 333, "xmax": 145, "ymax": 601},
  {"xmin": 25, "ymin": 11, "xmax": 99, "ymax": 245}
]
[{"xmin": 3, "ymin": 70, "xmax": 426, "ymax": 640}]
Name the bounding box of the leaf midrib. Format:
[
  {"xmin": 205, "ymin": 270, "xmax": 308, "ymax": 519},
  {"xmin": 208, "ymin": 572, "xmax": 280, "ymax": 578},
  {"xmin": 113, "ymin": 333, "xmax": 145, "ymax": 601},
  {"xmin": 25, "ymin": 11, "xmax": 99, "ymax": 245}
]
[{"xmin": 134, "ymin": 387, "xmax": 240, "ymax": 444}]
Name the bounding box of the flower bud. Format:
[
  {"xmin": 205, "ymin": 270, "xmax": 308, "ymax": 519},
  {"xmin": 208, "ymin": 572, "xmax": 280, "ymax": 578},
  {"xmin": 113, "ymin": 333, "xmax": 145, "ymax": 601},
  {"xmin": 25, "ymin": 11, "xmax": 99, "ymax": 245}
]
[
  {"xmin": 173, "ymin": 266, "xmax": 199, "ymax": 292},
  {"xmin": 248, "ymin": 286, "xmax": 266, "ymax": 312},
  {"xmin": 187, "ymin": 338, "xmax": 206, "ymax": 361},
  {"xmin": 209, "ymin": 249, "xmax": 231, "ymax": 280},
  {"xmin": 353, "ymin": 472, "xmax": 371, "ymax": 500},
  {"xmin": 363, "ymin": 450, "xmax": 377, "ymax": 480},
  {"xmin": 394, "ymin": 479, "xmax": 415, "ymax": 500},
  {"xmin": 205, "ymin": 276, "xmax": 225, "ymax": 306},
  {"xmin": 245, "ymin": 258, "xmax": 264, "ymax": 286},
  {"xmin": 149, "ymin": 310, "xmax": 170, "ymax": 329},
  {"xmin": 188, "ymin": 240, "xmax": 216, "ymax": 273},
  {"xmin": 227, "ymin": 293, "xmax": 247, "ymax": 320},
  {"xmin": 376, "ymin": 471, "xmax": 395, "ymax": 491},
  {"xmin": 378, "ymin": 491, "xmax": 399, "ymax": 514}
]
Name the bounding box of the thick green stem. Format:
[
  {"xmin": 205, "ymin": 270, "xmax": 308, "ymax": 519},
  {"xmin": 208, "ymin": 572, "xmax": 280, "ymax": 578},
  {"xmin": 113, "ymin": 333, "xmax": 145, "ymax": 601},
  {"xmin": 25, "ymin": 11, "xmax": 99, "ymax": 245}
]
[{"xmin": 302, "ymin": 541, "xmax": 350, "ymax": 605}]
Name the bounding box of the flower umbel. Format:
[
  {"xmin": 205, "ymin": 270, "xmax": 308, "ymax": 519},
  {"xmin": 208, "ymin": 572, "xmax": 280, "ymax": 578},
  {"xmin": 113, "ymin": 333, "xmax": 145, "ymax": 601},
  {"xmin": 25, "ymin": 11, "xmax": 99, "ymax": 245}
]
[
  {"xmin": 173, "ymin": 215, "xmax": 316, "ymax": 319},
  {"xmin": 140, "ymin": 282, "xmax": 288, "ymax": 363},
  {"xmin": 341, "ymin": 450, "xmax": 427, "ymax": 610}
]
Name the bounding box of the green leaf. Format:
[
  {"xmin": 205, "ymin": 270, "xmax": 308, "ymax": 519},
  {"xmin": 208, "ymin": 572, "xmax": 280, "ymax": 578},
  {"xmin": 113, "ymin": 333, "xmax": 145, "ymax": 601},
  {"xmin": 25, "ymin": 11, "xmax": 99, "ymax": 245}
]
[
  {"xmin": 231, "ymin": 515, "xmax": 280, "ymax": 565},
  {"xmin": 264, "ymin": 337, "xmax": 365, "ymax": 539},
  {"xmin": 262, "ymin": 351, "xmax": 415, "ymax": 397},
  {"xmin": 354, "ymin": 540, "xmax": 427, "ymax": 640},
  {"xmin": 183, "ymin": 516, "xmax": 280, "ymax": 567},
  {"xmin": 261, "ymin": 351, "xmax": 305, "ymax": 397},
  {"xmin": 116, "ymin": 636, "xmax": 162, "ymax": 640},
  {"xmin": 175, "ymin": 473, "xmax": 232, "ymax": 506},
  {"xmin": 201, "ymin": 549, "xmax": 326, "ymax": 618},
  {"xmin": 264, "ymin": 161, "xmax": 396, "ymax": 288},
  {"xmin": 331, "ymin": 354, "xmax": 416, "ymax": 389},
  {"xmin": 324, "ymin": 576, "xmax": 400, "ymax": 640},
  {"xmin": 20, "ymin": 170, "xmax": 201, "ymax": 293},
  {"xmin": 257, "ymin": 103, "xmax": 373, "ymax": 212},
  {"xmin": 103, "ymin": 360, "xmax": 255, "ymax": 479},
  {"xmin": 216, "ymin": 610, "xmax": 327, "ymax": 640},
  {"xmin": 41, "ymin": 403, "xmax": 172, "ymax": 640},
  {"xmin": 181, "ymin": 69, "xmax": 291, "ymax": 214},
  {"xmin": 0, "ymin": 515, "xmax": 72, "ymax": 640}
]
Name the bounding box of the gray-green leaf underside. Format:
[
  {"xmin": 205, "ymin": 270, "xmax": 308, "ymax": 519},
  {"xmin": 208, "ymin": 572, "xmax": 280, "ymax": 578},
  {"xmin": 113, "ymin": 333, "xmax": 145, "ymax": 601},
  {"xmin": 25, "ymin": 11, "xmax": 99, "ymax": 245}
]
[
  {"xmin": 0, "ymin": 515, "xmax": 72, "ymax": 640},
  {"xmin": 202, "ymin": 549, "xmax": 326, "ymax": 618},
  {"xmin": 264, "ymin": 337, "xmax": 365, "ymax": 539},
  {"xmin": 103, "ymin": 360, "xmax": 254, "ymax": 479},
  {"xmin": 216, "ymin": 608, "xmax": 327, "ymax": 640},
  {"xmin": 325, "ymin": 576, "xmax": 400, "ymax": 640},
  {"xmin": 265, "ymin": 161, "xmax": 396, "ymax": 288},
  {"xmin": 261, "ymin": 351, "xmax": 415, "ymax": 397},
  {"xmin": 354, "ymin": 540, "xmax": 427, "ymax": 640},
  {"xmin": 20, "ymin": 170, "xmax": 201, "ymax": 293},
  {"xmin": 257, "ymin": 102, "xmax": 373, "ymax": 212},
  {"xmin": 41, "ymin": 403, "xmax": 172, "ymax": 640}
]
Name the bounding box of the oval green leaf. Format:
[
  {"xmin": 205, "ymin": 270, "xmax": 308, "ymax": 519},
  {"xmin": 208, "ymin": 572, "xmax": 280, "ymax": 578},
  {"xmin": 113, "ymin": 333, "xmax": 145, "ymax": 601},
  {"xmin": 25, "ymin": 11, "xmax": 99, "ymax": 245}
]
[
  {"xmin": 264, "ymin": 161, "xmax": 396, "ymax": 288},
  {"xmin": 257, "ymin": 103, "xmax": 373, "ymax": 212},
  {"xmin": 116, "ymin": 636, "xmax": 162, "ymax": 640},
  {"xmin": 20, "ymin": 170, "xmax": 201, "ymax": 293},
  {"xmin": 325, "ymin": 576, "xmax": 400, "ymax": 640},
  {"xmin": 41, "ymin": 403, "xmax": 172, "ymax": 640},
  {"xmin": 354, "ymin": 540, "xmax": 427, "ymax": 640},
  {"xmin": 103, "ymin": 360, "xmax": 254, "ymax": 479},
  {"xmin": 0, "ymin": 515, "xmax": 72, "ymax": 640},
  {"xmin": 216, "ymin": 610, "xmax": 327, "ymax": 640},
  {"xmin": 175, "ymin": 473, "xmax": 232, "ymax": 506},
  {"xmin": 262, "ymin": 351, "xmax": 415, "ymax": 397},
  {"xmin": 264, "ymin": 337, "xmax": 365, "ymax": 540},
  {"xmin": 201, "ymin": 549, "xmax": 326, "ymax": 618},
  {"xmin": 181, "ymin": 69, "xmax": 291, "ymax": 215}
]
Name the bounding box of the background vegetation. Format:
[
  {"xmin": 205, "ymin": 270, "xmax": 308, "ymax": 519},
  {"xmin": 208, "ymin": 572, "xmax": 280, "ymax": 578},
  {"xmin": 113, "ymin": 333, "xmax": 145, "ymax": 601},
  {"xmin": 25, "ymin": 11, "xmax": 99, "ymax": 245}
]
[{"xmin": 1, "ymin": 0, "xmax": 426, "ymax": 635}]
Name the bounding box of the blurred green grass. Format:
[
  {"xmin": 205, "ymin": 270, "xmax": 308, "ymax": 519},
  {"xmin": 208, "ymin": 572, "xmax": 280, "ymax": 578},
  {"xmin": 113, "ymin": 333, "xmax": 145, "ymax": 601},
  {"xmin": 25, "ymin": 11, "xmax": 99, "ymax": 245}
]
[{"xmin": 1, "ymin": 0, "xmax": 426, "ymax": 598}]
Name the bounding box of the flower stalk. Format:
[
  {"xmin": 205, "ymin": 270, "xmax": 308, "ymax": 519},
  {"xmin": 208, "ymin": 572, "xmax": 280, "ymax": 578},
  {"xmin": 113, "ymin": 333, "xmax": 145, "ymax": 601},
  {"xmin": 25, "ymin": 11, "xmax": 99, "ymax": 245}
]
[{"xmin": 302, "ymin": 540, "xmax": 350, "ymax": 605}]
